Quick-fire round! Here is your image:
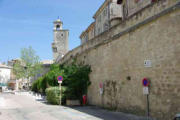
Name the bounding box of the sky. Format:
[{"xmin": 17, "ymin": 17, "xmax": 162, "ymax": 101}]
[{"xmin": 0, "ymin": 0, "xmax": 104, "ymax": 63}]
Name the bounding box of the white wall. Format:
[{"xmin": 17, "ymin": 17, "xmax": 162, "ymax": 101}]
[{"xmin": 0, "ymin": 68, "xmax": 11, "ymax": 86}]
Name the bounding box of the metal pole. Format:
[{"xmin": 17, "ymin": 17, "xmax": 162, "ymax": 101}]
[
  {"xmin": 59, "ymin": 83, "xmax": 62, "ymax": 105},
  {"xmin": 147, "ymin": 94, "xmax": 150, "ymax": 120}
]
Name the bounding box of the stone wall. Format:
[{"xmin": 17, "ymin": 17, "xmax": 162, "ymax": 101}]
[{"xmin": 57, "ymin": 0, "xmax": 180, "ymax": 119}]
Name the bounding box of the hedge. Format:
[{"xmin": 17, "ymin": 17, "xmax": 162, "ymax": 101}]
[
  {"xmin": 32, "ymin": 63, "xmax": 91, "ymax": 105},
  {"xmin": 45, "ymin": 86, "xmax": 66, "ymax": 105}
]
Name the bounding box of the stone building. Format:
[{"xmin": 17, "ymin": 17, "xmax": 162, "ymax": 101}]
[
  {"xmin": 80, "ymin": 22, "xmax": 95, "ymax": 44},
  {"xmin": 125, "ymin": 0, "xmax": 152, "ymax": 17},
  {"xmin": 31, "ymin": 60, "xmax": 53, "ymax": 83},
  {"xmin": 8, "ymin": 59, "xmax": 24, "ymax": 90},
  {"xmin": 0, "ymin": 64, "xmax": 11, "ymax": 91},
  {"xmin": 80, "ymin": 0, "xmax": 159, "ymax": 44},
  {"xmin": 52, "ymin": 19, "xmax": 69, "ymax": 61},
  {"xmin": 80, "ymin": 0, "xmax": 124, "ymax": 44},
  {"xmin": 94, "ymin": 0, "xmax": 124, "ymax": 36}
]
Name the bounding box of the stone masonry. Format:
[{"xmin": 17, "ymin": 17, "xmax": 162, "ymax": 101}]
[{"xmin": 57, "ymin": 0, "xmax": 180, "ymax": 120}]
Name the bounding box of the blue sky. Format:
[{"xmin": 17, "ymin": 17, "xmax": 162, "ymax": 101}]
[{"xmin": 0, "ymin": 0, "xmax": 104, "ymax": 62}]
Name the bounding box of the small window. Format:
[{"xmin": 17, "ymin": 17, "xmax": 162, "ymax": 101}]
[
  {"xmin": 103, "ymin": 8, "xmax": 107, "ymax": 16},
  {"xmin": 117, "ymin": 0, "xmax": 123, "ymax": 4},
  {"xmin": 98, "ymin": 28, "xmax": 101, "ymax": 34},
  {"xmin": 61, "ymin": 34, "xmax": 63, "ymax": 36},
  {"xmin": 56, "ymin": 25, "xmax": 60, "ymax": 30},
  {"xmin": 53, "ymin": 48, "xmax": 57, "ymax": 52},
  {"xmin": 98, "ymin": 15, "xmax": 101, "ymax": 22},
  {"xmin": 103, "ymin": 23, "xmax": 108, "ymax": 31}
]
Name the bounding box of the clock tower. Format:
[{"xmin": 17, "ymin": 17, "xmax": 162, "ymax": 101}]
[{"xmin": 52, "ymin": 19, "xmax": 69, "ymax": 61}]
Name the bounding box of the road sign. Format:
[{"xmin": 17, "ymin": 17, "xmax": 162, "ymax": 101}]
[
  {"xmin": 143, "ymin": 87, "xmax": 149, "ymax": 95},
  {"xmin": 99, "ymin": 83, "xmax": 103, "ymax": 95},
  {"xmin": 57, "ymin": 76, "xmax": 63, "ymax": 105},
  {"xmin": 99, "ymin": 83, "xmax": 103, "ymax": 88},
  {"xmin": 57, "ymin": 76, "xmax": 63, "ymax": 83},
  {"xmin": 144, "ymin": 60, "xmax": 152, "ymax": 67},
  {"xmin": 142, "ymin": 78, "xmax": 149, "ymax": 87}
]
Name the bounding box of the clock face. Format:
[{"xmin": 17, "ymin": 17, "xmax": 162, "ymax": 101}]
[
  {"xmin": 56, "ymin": 34, "xmax": 61, "ymax": 39},
  {"xmin": 56, "ymin": 33, "xmax": 64, "ymax": 39}
]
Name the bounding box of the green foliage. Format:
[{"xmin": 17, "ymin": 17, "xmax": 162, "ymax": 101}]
[
  {"xmin": 45, "ymin": 87, "xmax": 67, "ymax": 105},
  {"xmin": 32, "ymin": 62, "xmax": 91, "ymax": 105},
  {"xmin": 62, "ymin": 64, "xmax": 91, "ymax": 101},
  {"xmin": 13, "ymin": 46, "xmax": 42, "ymax": 80},
  {"xmin": 32, "ymin": 79, "xmax": 39, "ymax": 93},
  {"xmin": 45, "ymin": 64, "xmax": 62, "ymax": 87},
  {"xmin": 32, "ymin": 76, "xmax": 47, "ymax": 94}
]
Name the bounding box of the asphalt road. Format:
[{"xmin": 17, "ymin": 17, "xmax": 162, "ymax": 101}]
[{"xmin": 0, "ymin": 92, "xmax": 154, "ymax": 120}]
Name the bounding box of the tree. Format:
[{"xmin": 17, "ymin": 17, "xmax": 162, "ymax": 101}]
[{"xmin": 13, "ymin": 46, "xmax": 42, "ymax": 88}]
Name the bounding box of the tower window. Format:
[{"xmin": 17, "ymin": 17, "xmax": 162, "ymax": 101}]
[
  {"xmin": 56, "ymin": 25, "xmax": 60, "ymax": 30},
  {"xmin": 117, "ymin": 0, "xmax": 123, "ymax": 4}
]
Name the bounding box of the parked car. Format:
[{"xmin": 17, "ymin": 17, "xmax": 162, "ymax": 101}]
[
  {"xmin": 174, "ymin": 114, "xmax": 180, "ymax": 120},
  {"xmin": 0, "ymin": 87, "xmax": 2, "ymax": 92}
]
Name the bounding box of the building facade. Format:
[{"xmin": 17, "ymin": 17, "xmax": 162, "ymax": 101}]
[
  {"xmin": 125, "ymin": 0, "xmax": 152, "ymax": 17},
  {"xmin": 8, "ymin": 59, "xmax": 23, "ymax": 90},
  {"xmin": 52, "ymin": 19, "xmax": 69, "ymax": 61},
  {"xmin": 93, "ymin": 0, "xmax": 124, "ymax": 36},
  {"xmin": 31, "ymin": 60, "xmax": 53, "ymax": 83},
  {"xmin": 0, "ymin": 64, "xmax": 11, "ymax": 91},
  {"xmin": 80, "ymin": 0, "xmax": 124, "ymax": 44},
  {"xmin": 80, "ymin": 22, "xmax": 95, "ymax": 44},
  {"xmin": 80, "ymin": 0, "xmax": 159, "ymax": 44}
]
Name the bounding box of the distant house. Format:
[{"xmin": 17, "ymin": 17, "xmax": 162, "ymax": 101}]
[
  {"xmin": 8, "ymin": 59, "xmax": 22, "ymax": 90},
  {"xmin": 0, "ymin": 64, "xmax": 11, "ymax": 90},
  {"xmin": 32, "ymin": 60, "xmax": 53, "ymax": 80},
  {"xmin": 8, "ymin": 59, "xmax": 53, "ymax": 90}
]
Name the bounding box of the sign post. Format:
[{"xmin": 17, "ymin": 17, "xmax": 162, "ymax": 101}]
[
  {"xmin": 99, "ymin": 82, "xmax": 103, "ymax": 95},
  {"xmin": 142, "ymin": 78, "xmax": 150, "ymax": 120},
  {"xmin": 57, "ymin": 76, "xmax": 63, "ymax": 105}
]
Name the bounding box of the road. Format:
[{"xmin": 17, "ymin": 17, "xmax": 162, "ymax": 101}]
[{"xmin": 0, "ymin": 92, "xmax": 153, "ymax": 120}]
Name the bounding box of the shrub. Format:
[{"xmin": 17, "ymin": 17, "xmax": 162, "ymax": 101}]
[
  {"xmin": 32, "ymin": 79, "xmax": 39, "ymax": 93},
  {"xmin": 32, "ymin": 63, "xmax": 91, "ymax": 105},
  {"xmin": 46, "ymin": 64, "xmax": 62, "ymax": 87},
  {"xmin": 45, "ymin": 86, "xmax": 66, "ymax": 105},
  {"xmin": 32, "ymin": 77, "xmax": 45, "ymax": 94},
  {"xmin": 63, "ymin": 64, "xmax": 91, "ymax": 103},
  {"xmin": 39, "ymin": 77, "xmax": 47, "ymax": 94}
]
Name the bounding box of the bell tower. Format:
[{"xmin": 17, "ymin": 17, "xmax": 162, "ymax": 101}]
[{"xmin": 52, "ymin": 18, "xmax": 69, "ymax": 61}]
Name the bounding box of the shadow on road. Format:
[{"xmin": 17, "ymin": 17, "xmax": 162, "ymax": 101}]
[{"xmin": 68, "ymin": 106, "xmax": 155, "ymax": 120}]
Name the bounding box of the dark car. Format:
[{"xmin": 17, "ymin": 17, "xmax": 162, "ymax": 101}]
[
  {"xmin": 0, "ymin": 87, "xmax": 2, "ymax": 92},
  {"xmin": 174, "ymin": 114, "xmax": 180, "ymax": 120}
]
